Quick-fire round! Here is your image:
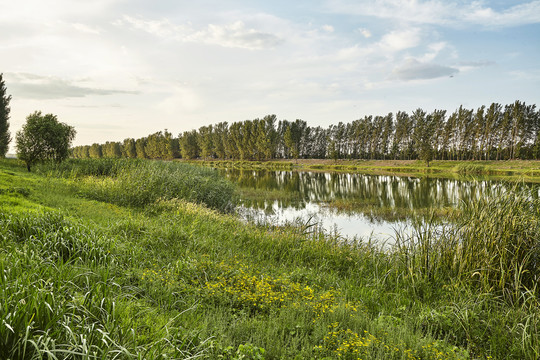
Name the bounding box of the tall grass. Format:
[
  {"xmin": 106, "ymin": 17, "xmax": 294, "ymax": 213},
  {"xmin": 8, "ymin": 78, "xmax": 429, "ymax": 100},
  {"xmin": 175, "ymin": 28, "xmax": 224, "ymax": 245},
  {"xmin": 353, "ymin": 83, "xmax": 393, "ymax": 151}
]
[
  {"xmin": 395, "ymin": 185, "xmax": 540, "ymax": 299},
  {"xmin": 38, "ymin": 159, "xmax": 236, "ymax": 212},
  {"xmin": 0, "ymin": 211, "xmax": 209, "ymax": 359},
  {"xmin": 453, "ymin": 163, "xmax": 488, "ymax": 175}
]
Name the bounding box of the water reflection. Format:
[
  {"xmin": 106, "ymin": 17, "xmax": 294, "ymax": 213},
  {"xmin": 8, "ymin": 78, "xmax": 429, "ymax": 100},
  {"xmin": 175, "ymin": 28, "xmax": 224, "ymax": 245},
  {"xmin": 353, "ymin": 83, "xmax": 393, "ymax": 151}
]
[{"xmin": 220, "ymin": 169, "xmax": 539, "ymax": 241}]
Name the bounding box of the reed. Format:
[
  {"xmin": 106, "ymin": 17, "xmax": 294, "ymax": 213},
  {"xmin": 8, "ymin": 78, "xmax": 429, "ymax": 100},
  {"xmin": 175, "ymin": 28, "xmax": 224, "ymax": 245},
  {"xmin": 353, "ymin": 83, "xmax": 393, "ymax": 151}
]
[
  {"xmin": 394, "ymin": 184, "xmax": 540, "ymax": 299},
  {"xmin": 38, "ymin": 159, "xmax": 236, "ymax": 212}
]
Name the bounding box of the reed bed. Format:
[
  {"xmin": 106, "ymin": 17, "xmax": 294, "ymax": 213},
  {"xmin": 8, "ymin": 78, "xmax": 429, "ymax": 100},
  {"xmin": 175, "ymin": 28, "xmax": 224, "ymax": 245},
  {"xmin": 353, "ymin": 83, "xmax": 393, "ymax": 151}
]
[
  {"xmin": 37, "ymin": 159, "xmax": 236, "ymax": 212},
  {"xmin": 395, "ymin": 185, "xmax": 540, "ymax": 299}
]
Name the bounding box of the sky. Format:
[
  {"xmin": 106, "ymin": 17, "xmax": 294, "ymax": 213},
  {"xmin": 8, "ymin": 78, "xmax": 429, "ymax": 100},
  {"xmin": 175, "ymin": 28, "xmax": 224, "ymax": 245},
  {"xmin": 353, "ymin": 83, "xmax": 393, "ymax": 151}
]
[{"xmin": 1, "ymin": 0, "xmax": 539, "ymax": 152}]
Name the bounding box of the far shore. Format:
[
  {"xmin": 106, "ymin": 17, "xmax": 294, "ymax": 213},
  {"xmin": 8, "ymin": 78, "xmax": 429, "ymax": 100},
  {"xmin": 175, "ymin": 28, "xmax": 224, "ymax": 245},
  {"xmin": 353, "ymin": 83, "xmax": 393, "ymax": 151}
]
[{"xmin": 187, "ymin": 158, "xmax": 540, "ymax": 181}]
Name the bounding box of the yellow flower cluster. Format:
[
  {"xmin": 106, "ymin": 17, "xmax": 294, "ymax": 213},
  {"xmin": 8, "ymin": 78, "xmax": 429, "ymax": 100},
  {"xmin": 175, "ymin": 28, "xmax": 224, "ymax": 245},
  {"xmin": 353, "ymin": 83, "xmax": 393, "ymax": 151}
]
[
  {"xmin": 202, "ymin": 259, "xmax": 361, "ymax": 319},
  {"xmin": 140, "ymin": 265, "xmax": 176, "ymax": 288},
  {"xmin": 314, "ymin": 322, "xmax": 464, "ymax": 360}
]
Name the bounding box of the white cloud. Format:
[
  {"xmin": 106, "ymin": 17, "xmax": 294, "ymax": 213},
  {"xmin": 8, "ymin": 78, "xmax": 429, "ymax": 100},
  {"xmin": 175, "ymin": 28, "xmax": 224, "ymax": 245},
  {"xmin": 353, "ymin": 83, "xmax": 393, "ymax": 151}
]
[
  {"xmin": 463, "ymin": 1, "xmax": 540, "ymax": 27},
  {"xmin": 0, "ymin": 0, "xmax": 121, "ymax": 23},
  {"xmin": 157, "ymin": 85, "xmax": 203, "ymax": 114},
  {"xmin": 71, "ymin": 23, "xmax": 101, "ymax": 35},
  {"xmin": 357, "ymin": 28, "xmax": 372, "ymax": 38},
  {"xmin": 322, "ymin": 24, "xmax": 335, "ymax": 32},
  {"xmin": 378, "ymin": 27, "xmax": 421, "ymax": 52},
  {"xmin": 456, "ymin": 60, "xmax": 495, "ymax": 72},
  {"xmin": 6, "ymin": 73, "xmax": 137, "ymax": 99},
  {"xmin": 418, "ymin": 41, "xmax": 447, "ymax": 62},
  {"xmin": 116, "ymin": 15, "xmax": 283, "ymax": 50},
  {"xmin": 325, "ymin": 0, "xmax": 540, "ymax": 27}
]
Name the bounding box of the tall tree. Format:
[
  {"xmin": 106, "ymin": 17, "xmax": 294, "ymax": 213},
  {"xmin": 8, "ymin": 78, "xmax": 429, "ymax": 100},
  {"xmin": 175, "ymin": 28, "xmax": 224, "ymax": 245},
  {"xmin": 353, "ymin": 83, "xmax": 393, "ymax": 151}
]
[
  {"xmin": 163, "ymin": 130, "xmax": 180, "ymax": 159},
  {"xmin": 16, "ymin": 111, "xmax": 76, "ymax": 171},
  {"xmin": 122, "ymin": 138, "xmax": 137, "ymax": 158},
  {"xmin": 213, "ymin": 122, "xmax": 228, "ymax": 159},
  {"xmin": 0, "ymin": 73, "xmax": 12, "ymax": 157},
  {"xmin": 483, "ymin": 103, "xmax": 502, "ymax": 161},
  {"xmin": 89, "ymin": 143, "xmax": 103, "ymax": 158},
  {"xmin": 179, "ymin": 130, "xmax": 200, "ymax": 159},
  {"xmin": 135, "ymin": 138, "xmax": 147, "ymax": 159},
  {"xmin": 412, "ymin": 108, "xmax": 437, "ymax": 167},
  {"xmin": 198, "ymin": 125, "xmax": 214, "ymax": 160}
]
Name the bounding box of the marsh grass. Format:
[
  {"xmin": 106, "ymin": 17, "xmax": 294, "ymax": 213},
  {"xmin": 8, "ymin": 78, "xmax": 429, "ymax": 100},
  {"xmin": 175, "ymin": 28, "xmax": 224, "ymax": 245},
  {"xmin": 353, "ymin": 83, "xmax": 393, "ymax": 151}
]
[
  {"xmin": 394, "ymin": 186, "xmax": 540, "ymax": 300},
  {"xmin": 38, "ymin": 159, "xmax": 236, "ymax": 212},
  {"xmin": 2, "ymin": 158, "xmax": 540, "ymax": 359}
]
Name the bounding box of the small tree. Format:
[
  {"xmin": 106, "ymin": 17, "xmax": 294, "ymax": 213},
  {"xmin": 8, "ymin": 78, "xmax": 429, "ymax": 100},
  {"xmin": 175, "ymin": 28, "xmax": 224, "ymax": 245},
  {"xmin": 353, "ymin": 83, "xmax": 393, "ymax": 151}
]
[
  {"xmin": 0, "ymin": 73, "xmax": 11, "ymax": 157},
  {"xmin": 16, "ymin": 111, "xmax": 76, "ymax": 171}
]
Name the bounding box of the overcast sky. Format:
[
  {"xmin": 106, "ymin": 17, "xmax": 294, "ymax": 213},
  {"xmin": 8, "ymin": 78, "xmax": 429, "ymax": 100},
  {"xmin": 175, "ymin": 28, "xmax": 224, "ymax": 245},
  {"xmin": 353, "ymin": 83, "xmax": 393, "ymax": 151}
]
[{"xmin": 2, "ymin": 0, "xmax": 539, "ymax": 151}]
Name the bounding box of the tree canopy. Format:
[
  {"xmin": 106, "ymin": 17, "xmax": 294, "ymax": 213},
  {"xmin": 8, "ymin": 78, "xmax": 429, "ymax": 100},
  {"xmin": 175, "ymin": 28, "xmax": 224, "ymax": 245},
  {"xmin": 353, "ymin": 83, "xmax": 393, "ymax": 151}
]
[
  {"xmin": 0, "ymin": 73, "xmax": 11, "ymax": 157},
  {"xmin": 16, "ymin": 111, "xmax": 76, "ymax": 171},
  {"xmin": 71, "ymin": 100, "xmax": 540, "ymax": 162}
]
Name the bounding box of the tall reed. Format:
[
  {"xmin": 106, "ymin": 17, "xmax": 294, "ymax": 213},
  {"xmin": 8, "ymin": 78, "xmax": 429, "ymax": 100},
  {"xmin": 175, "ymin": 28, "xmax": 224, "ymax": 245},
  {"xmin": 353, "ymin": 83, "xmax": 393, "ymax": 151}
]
[
  {"xmin": 395, "ymin": 184, "xmax": 540, "ymax": 300},
  {"xmin": 38, "ymin": 159, "xmax": 237, "ymax": 212}
]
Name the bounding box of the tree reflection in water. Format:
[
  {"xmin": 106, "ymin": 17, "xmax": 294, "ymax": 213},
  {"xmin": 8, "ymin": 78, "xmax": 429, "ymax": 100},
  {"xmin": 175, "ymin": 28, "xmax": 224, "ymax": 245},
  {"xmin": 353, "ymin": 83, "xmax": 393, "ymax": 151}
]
[{"xmin": 220, "ymin": 168, "xmax": 539, "ymax": 241}]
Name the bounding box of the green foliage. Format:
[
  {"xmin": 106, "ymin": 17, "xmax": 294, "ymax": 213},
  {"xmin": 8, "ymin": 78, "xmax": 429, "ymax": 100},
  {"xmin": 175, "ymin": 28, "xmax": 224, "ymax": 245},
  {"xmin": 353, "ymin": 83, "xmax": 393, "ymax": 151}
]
[
  {"xmin": 15, "ymin": 111, "xmax": 76, "ymax": 171},
  {"xmin": 122, "ymin": 137, "xmax": 137, "ymax": 158},
  {"xmin": 102, "ymin": 140, "xmax": 122, "ymax": 158},
  {"xmin": 180, "ymin": 129, "xmax": 200, "ymax": 159},
  {"xmin": 2, "ymin": 159, "xmax": 540, "ymax": 359},
  {"xmin": 0, "ymin": 211, "xmax": 209, "ymax": 359},
  {"xmin": 218, "ymin": 343, "xmax": 266, "ymax": 359},
  {"xmin": 395, "ymin": 184, "xmax": 540, "ymax": 299},
  {"xmin": 0, "ymin": 73, "xmax": 11, "ymax": 157},
  {"xmin": 39, "ymin": 158, "xmax": 236, "ymax": 211},
  {"xmin": 89, "ymin": 143, "xmax": 103, "ymax": 158},
  {"xmin": 453, "ymin": 163, "xmax": 487, "ymax": 174},
  {"xmin": 71, "ymin": 101, "xmax": 540, "ymax": 162}
]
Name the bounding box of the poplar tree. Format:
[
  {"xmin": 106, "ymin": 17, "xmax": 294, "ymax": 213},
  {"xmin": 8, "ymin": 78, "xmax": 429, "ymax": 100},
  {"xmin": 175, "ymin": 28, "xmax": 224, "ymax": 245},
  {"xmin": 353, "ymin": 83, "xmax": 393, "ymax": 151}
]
[{"xmin": 0, "ymin": 73, "xmax": 11, "ymax": 157}]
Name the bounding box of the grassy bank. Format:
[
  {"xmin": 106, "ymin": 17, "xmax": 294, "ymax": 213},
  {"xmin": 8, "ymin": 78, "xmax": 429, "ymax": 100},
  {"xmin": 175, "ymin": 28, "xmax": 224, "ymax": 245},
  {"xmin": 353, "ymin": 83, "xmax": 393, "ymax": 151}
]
[
  {"xmin": 193, "ymin": 159, "xmax": 540, "ymax": 181},
  {"xmin": 1, "ymin": 158, "xmax": 539, "ymax": 359}
]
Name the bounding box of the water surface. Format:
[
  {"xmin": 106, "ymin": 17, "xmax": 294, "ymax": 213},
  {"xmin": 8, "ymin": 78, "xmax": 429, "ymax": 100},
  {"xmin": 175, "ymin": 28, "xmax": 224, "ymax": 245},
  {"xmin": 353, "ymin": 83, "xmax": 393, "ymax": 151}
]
[{"xmin": 219, "ymin": 169, "xmax": 538, "ymax": 241}]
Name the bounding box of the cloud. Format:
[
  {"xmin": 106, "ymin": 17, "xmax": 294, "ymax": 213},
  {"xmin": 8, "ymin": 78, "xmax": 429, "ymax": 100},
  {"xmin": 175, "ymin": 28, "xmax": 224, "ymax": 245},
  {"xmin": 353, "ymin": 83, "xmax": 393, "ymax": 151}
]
[
  {"xmin": 378, "ymin": 27, "xmax": 421, "ymax": 51},
  {"xmin": 391, "ymin": 59, "xmax": 458, "ymax": 80},
  {"xmin": 463, "ymin": 1, "xmax": 540, "ymax": 27},
  {"xmin": 116, "ymin": 15, "xmax": 283, "ymax": 50},
  {"xmin": 6, "ymin": 73, "xmax": 138, "ymax": 99},
  {"xmin": 71, "ymin": 23, "xmax": 101, "ymax": 35},
  {"xmin": 322, "ymin": 24, "xmax": 335, "ymax": 33},
  {"xmin": 457, "ymin": 60, "xmax": 495, "ymax": 71},
  {"xmin": 357, "ymin": 28, "xmax": 372, "ymax": 38},
  {"xmin": 325, "ymin": 0, "xmax": 540, "ymax": 27},
  {"xmin": 418, "ymin": 42, "xmax": 449, "ymax": 62},
  {"xmin": 157, "ymin": 85, "xmax": 203, "ymax": 114}
]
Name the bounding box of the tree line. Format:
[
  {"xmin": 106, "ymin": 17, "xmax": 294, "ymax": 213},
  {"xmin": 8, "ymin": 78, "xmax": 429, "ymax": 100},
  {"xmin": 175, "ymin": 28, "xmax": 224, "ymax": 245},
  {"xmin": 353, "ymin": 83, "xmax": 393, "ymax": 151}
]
[{"xmin": 71, "ymin": 101, "xmax": 540, "ymax": 164}]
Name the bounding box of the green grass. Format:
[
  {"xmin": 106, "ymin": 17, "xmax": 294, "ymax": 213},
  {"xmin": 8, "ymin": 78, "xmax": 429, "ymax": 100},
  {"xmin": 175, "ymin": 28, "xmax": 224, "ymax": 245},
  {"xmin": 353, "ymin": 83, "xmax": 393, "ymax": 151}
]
[
  {"xmin": 36, "ymin": 158, "xmax": 236, "ymax": 212},
  {"xmin": 1, "ymin": 158, "xmax": 539, "ymax": 359}
]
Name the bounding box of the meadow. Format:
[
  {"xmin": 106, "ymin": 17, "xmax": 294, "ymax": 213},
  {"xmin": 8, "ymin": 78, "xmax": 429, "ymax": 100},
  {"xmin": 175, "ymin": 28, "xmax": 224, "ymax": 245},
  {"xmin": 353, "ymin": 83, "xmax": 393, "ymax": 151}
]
[{"xmin": 1, "ymin": 158, "xmax": 539, "ymax": 359}]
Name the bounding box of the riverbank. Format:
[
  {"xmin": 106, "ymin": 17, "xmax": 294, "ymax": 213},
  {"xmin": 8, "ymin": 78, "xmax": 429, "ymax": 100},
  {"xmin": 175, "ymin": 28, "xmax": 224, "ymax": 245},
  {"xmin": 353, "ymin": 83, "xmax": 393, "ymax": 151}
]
[
  {"xmin": 1, "ymin": 158, "xmax": 539, "ymax": 359},
  {"xmin": 192, "ymin": 159, "xmax": 540, "ymax": 181}
]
